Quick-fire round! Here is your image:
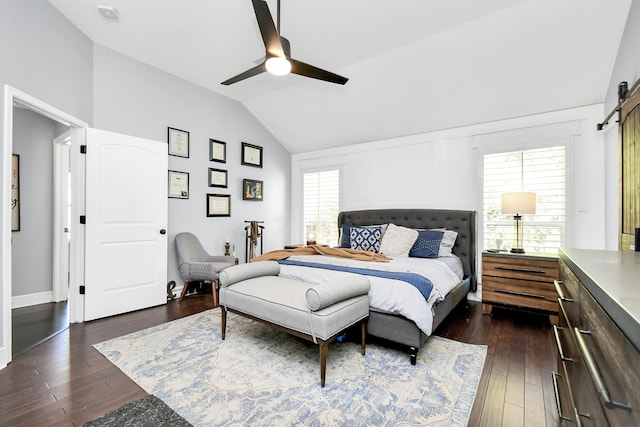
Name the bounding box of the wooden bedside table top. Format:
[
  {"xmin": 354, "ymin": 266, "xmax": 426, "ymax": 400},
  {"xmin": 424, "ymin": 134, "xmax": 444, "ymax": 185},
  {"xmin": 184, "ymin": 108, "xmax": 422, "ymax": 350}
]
[{"xmin": 482, "ymin": 250, "xmax": 559, "ymax": 262}]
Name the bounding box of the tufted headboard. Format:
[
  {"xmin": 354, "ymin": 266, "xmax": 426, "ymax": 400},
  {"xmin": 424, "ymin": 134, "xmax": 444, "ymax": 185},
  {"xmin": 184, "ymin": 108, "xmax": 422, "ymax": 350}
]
[{"xmin": 337, "ymin": 209, "xmax": 477, "ymax": 291}]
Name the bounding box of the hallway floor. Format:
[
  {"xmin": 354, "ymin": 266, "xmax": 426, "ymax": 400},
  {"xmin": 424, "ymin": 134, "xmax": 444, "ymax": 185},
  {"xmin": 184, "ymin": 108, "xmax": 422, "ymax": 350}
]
[{"xmin": 12, "ymin": 301, "xmax": 68, "ymax": 358}]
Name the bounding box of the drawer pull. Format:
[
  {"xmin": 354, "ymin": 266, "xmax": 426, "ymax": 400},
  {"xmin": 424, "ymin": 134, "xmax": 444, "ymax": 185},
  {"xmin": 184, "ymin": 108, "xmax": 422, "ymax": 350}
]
[
  {"xmin": 574, "ymin": 327, "xmax": 632, "ymax": 412},
  {"xmin": 552, "ymin": 371, "xmax": 572, "ymax": 422},
  {"xmin": 552, "ymin": 325, "xmax": 573, "ymax": 362},
  {"xmin": 495, "ymin": 266, "xmax": 546, "ymax": 274},
  {"xmin": 554, "ymin": 280, "xmax": 573, "ymax": 302},
  {"xmin": 494, "ymin": 288, "xmax": 546, "ymax": 299}
]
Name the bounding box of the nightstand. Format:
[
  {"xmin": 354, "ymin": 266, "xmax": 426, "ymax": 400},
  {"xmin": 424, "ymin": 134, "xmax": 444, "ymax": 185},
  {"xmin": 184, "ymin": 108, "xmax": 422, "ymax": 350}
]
[{"xmin": 482, "ymin": 251, "xmax": 560, "ymax": 324}]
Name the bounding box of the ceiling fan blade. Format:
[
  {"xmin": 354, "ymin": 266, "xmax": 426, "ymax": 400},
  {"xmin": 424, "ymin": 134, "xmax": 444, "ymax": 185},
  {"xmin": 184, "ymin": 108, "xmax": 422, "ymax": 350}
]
[
  {"xmin": 221, "ymin": 62, "xmax": 266, "ymax": 85},
  {"xmin": 289, "ymin": 58, "xmax": 348, "ymax": 85},
  {"xmin": 252, "ymin": 0, "xmax": 285, "ymax": 58}
]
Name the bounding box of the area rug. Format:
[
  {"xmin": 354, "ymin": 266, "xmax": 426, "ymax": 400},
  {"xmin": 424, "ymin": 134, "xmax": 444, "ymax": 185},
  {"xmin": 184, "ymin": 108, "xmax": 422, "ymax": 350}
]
[
  {"xmin": 94, "ymin": 309, "xmax": 486, "ymax": 426},
  {"xmin": 83, "ymin": 395, "xmax": 191, "ymax": 427}
]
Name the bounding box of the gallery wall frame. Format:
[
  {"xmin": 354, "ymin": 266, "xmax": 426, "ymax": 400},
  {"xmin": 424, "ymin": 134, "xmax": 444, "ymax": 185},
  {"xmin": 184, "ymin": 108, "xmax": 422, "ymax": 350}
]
[
  {"xmin": 11, "ymin": 154, "xmax": 20, "ymax": 231},
  {"xmin": 207, "ymin": 193, "xmax": 231, "ymax": 217},
  {"xmin": 209, "ymin": 139, "xmax": 226, "ymax": 163},
  {"xmin": 208, "ymin": 168, "xmax": 228, "ymax": 188},
  {"xmin": 168, "ymin": 170, "xmax": 189, "ymax": 199},
  {"xmin": 241, "ymin": 142, "xmax": 263, "ymax": 168},
  {"xmin": 168, "ymin": 127, "xmax": 189, "ymax": 158},
  {"xmin": 243, "ymin": 178, "xmax": 263, "ymax": 201}
]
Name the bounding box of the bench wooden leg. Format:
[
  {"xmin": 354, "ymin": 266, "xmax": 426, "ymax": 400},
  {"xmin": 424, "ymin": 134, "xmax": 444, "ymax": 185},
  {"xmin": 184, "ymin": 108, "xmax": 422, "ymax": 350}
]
[
  {"xmin": 319, "ymin": 341, "xmax": 327, "ymax": 387},
  {"xmin": 221, "ymin": 306, "xmax": 227, "ymax": 340},
  {"xmin": 211, "ymin": 280, "xmax": 219, "ymax": 307},
  {"xmin": 361, "ymin": 321, "xmax": 367, "ymax": 355}
]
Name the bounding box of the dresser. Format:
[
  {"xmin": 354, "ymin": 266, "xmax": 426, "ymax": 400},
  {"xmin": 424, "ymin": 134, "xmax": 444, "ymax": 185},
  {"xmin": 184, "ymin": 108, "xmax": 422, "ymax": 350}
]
[
  {"xmin": 554, "ymin": 248, "xmax": 640, "ymax": 427},
  {"xmin": 481, "ymin": 251, "xmax": 560, "ymax": 324}
]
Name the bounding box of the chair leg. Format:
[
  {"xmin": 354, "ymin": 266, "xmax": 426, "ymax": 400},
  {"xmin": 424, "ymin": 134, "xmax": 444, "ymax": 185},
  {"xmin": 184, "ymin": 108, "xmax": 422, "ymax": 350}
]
[
  {"xmin": 221, "ymin": 306, "xmax": 227, "ymax": 340},
  {"xmin": 179, "ymin": 281, "xmax": 189, "ymax": 302},
  {"xmin": 211, "ymin": 280, "xmax": 219, "ymax": 307}
]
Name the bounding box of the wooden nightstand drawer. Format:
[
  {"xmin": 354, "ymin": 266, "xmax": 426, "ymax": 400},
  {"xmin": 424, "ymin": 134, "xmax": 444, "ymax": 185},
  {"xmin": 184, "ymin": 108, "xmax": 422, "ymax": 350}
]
[
  {"xmin": 483, "ymin": 276, "xmax": 558, "ymax": 312},
  {"xmin": 483, "ymin": 256, "xmax": 559, "ymax": 282}
]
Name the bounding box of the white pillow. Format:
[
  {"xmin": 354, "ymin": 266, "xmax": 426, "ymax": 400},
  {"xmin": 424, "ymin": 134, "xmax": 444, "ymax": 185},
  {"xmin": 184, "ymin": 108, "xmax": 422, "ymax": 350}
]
[
  {"xmin": 379, "ymin": 223, "xmax": 419, "ymax": 258},
  {"xmin": 431, "ymin": 228, "xmax": 458, "ymax": 257}
]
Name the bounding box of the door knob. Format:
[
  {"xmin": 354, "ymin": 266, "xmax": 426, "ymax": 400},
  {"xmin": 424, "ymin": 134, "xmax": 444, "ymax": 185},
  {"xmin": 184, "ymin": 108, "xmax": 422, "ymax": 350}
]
[{"xmin": 160, "ymin": 229, "xmax": 166, "ymax": 235}]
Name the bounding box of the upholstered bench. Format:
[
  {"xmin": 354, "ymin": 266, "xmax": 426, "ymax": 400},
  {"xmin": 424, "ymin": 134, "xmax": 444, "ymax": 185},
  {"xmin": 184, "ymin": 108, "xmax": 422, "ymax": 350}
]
[{"xmin": 218, "ymin": 261, "xmax": 370, "ymax": 387}]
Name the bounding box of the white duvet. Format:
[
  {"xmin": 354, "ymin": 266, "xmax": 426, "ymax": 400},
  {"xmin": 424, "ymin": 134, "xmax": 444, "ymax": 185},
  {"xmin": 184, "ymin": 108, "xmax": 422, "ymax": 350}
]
[{"xmin": 277, "ymin": 255, "xmax": 462, "ymax": 335}]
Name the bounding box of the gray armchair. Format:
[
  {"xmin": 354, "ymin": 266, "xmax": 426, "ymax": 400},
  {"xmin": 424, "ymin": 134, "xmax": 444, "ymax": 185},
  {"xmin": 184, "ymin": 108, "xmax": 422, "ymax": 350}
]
[{"xmin": 175, "ymin": 232, "xmax": 236, "ymax": 306}]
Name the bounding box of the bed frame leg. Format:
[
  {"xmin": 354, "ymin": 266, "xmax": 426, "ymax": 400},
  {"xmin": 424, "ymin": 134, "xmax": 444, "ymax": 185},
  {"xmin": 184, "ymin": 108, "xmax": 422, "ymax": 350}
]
[
  {"xmin": 409, "ymin": 347, "xmax": 417, "ymax": 365},
  {"xmin": 221, "ymin": 306, "xmax": 227, "ymax": 340}
]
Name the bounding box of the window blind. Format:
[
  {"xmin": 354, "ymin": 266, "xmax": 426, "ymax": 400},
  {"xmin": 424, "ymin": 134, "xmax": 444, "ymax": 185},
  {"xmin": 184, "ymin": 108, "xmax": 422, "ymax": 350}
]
[
  {"xmin": 303, "ymin": 169, "xmax": 340, "ymax": 246},
  {"xmin": 483, "ymin": 146, "xmax": 565, "ymax": 254}
]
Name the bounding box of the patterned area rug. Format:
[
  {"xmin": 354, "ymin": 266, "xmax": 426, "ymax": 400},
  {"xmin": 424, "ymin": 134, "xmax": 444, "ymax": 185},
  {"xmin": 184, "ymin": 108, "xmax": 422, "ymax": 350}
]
[{"xmin": 94, "ymin": 309, "xmax": 486, "ymax": 426}]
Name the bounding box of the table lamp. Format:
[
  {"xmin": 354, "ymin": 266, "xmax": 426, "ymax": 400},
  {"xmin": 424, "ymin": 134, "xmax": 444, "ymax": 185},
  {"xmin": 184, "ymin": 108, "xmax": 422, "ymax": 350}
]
[{"xmin": 501, "ymin": 192, "xmax": 536, "ymax": 254}]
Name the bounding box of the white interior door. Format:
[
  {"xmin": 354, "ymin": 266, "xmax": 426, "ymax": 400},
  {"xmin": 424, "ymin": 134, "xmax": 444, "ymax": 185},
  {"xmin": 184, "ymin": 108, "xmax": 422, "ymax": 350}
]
[{"xmin": 84, "ymin": 128, "xmax": 167, "ymax": 321}]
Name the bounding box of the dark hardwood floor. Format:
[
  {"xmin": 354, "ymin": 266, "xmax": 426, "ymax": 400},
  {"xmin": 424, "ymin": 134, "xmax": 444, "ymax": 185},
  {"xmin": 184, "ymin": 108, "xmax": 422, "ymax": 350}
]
[
  {"xmin": 0, "ymin": 297, "xmax": 557, "ymax": 427},
  {"xmin": 12, "ymin": 302, "xmax": 69, "ymax": 358}
]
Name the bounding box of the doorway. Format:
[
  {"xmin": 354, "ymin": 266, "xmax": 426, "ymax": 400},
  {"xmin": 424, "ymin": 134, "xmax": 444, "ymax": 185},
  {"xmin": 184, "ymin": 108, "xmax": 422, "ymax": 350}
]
[{"xmin": 2, "ymin": 85, "xmax": 88, "ymax": 368}]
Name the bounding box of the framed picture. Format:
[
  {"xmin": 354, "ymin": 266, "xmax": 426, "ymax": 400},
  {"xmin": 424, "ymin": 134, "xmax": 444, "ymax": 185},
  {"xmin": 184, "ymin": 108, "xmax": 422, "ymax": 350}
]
[
  {"xmin": 208, "ymin": 168, "xmax": 228, "ymax": 188},
  {"xmin": 11, "ymin": 154, "xmax": 20, "ymax": 231},
  {"xmin": 209, "ymin": 139, "xmax": 226, "ymax": 163},
  {"xmin": 168, "ymin": 170, "xmax": 189, "ymax": 199},
  {"xmin": 243, "ymin": 178, "xmax": 263, "ymax": 201},
  {"xmin": 207, "ymin": 194, "xmax": 231, "ymax": 217},
  {"xmin": 241, "ymin": 142, "xmax": 263, "ymax": 168},
  {"xmin": 168, "ymin": 127, "xmax": 189, "ymax": 158}
]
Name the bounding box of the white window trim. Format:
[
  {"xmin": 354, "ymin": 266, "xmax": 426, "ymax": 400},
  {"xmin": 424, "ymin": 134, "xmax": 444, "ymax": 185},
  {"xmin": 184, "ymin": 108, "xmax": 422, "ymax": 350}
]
[{"xmin": 476, "ymin": 136, "xmax": 575, "ymax": 255}]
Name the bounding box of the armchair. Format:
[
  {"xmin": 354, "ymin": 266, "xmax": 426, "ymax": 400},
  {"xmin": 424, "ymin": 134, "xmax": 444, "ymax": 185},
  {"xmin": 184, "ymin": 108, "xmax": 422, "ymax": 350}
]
[{"xmin": 175, "ymin": 232, "xmax": 236, "ymax": 306}]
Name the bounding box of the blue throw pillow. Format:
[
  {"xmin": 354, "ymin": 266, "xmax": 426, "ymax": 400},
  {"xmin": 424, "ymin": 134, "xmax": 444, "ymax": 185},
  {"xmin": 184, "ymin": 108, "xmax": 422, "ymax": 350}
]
[
  {"xmin": 350, "ymin": 226, "xmax": 383, "ymax": 252},
  {"xmin": 409, "ymin": 229, "xmax": 444, "ymax": 258},
  {"xmin": 339, "ymin": 224, "xmax": 352, "ymax": 248}
]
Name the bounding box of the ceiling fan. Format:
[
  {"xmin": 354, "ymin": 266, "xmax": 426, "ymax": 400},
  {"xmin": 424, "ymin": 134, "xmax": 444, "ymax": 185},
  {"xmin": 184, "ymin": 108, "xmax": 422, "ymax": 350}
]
[{"xmin": 221, "ymin": 0, "xmax": 348, "ymax": 86}]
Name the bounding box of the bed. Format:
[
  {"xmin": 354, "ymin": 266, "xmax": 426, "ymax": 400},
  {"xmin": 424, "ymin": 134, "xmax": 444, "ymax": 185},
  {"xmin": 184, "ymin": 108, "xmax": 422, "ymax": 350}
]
[{"xmin": 278, "ymin": 208, "xmax": 477, "ymax": 365}]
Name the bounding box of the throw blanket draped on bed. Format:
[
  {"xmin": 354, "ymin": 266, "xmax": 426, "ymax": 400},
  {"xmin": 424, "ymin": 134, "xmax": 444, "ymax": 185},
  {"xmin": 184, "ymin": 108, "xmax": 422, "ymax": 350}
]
[
  {"xmin": 278, "ymin": 259, "xmax": 434, "ymax": 300},
  {"xmin": 251, "ymin": 246, "xmax": 391, "ymax": 262}
]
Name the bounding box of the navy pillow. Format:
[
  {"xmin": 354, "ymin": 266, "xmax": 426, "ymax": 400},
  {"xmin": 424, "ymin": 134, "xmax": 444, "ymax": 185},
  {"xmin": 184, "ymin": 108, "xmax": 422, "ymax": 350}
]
[
  {"xmin": 339, "ymin": 224, "xmax": 352, "ymax": 248},
  {"xmin": 409, "ymin": 229, "xmax": 444, "ymax": 258}
]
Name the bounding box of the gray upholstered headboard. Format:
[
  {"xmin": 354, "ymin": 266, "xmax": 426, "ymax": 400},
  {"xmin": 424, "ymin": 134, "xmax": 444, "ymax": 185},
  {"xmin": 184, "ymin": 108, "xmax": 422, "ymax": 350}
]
[{"xmin": 337, "ymin": 209, "xmax": 477, "ymax": 291}]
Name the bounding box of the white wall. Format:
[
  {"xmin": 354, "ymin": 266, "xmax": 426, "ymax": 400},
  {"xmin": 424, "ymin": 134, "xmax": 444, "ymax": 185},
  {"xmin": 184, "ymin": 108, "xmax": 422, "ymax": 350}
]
[
  {"xmin": 92, "ymin": 45, "xmax": 292, "ymax": 286},
  {"xmin": 292, "ymin": 104, "xmax": 606, "ymax": 253},
  {"xmin": 11, "ymin": 109, "xmax": 57, "ymax": 298}
]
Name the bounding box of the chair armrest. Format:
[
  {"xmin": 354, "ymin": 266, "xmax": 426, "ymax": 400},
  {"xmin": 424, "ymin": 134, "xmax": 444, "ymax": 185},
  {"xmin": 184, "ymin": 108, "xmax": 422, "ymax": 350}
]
[
  {"xmin": 306, "ymin": 275, "xmax": 370, "ymax": 311},
  {"xmin": 219, "ymin": 261, "xmax": 280, "ymax": 287}
]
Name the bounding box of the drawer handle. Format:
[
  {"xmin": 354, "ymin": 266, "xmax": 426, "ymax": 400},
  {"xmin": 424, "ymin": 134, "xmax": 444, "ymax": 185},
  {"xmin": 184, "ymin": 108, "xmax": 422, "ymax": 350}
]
[
  {"xmin": 554, "ymin": 280, "xmax": 573, "ymax": 302},
  {"xmin": 552, "ymin": 371, "xmax": 572, "ymax": 422},
  {"xmin": 574, "ymin": 328, "xmax": 632, "ymax": 412},
  {"xmin": 552, "ymin": 325, "xmax": 573, "ymax": 362},
  {"xmin": 495, "ymin": 266, "xmax": 546, "ymax": 274},
  {"xmin": 494, "ymin": 288, "xmax": 546, "ymax": 299}
]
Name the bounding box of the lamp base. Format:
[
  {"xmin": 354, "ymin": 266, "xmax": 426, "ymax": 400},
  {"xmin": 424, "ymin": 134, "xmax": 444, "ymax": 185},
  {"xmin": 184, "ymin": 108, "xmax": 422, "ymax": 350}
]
[{"xmin": 510, "ymin": 248, "xmax": 525, "ymax": 254}]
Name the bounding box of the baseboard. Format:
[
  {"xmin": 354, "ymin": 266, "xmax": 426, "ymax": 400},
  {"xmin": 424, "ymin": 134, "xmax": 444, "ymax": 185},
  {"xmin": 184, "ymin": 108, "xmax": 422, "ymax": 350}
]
[
  {"xmin": 12, "ymin": 291, "xmax": 54, "ymax": 309},
  {"xmin": 467, "ymin": 285, "xmax": 482, "ymax": 302}
]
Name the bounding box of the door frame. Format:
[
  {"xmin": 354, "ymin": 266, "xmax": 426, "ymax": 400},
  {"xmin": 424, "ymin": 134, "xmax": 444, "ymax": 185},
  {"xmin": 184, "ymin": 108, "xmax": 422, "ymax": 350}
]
[
  {"xmin": 53, "ymin": 131, "xmax": 71, "ymax": 303},
  {"xmin": 2, "ymin": 85, "xmax": 88, "ymax": 368}
]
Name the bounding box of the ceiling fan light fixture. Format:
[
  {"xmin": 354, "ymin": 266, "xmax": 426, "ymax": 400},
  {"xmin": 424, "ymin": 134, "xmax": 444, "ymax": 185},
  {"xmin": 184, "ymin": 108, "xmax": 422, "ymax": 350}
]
[{"xmin": 265, "ymin": 57, "xmax": 291, "ymax": 76}]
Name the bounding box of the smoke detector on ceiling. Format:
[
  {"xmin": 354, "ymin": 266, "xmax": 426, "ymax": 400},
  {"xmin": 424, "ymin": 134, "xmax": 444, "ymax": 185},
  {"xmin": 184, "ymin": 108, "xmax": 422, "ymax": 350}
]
[{"xmin": 97, "ymin": 5, "xmax": 119, "ymax": 20}]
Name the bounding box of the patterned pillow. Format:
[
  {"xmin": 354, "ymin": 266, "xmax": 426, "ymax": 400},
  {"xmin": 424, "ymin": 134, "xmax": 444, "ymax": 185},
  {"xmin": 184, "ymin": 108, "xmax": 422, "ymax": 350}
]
[
  {"xmin": 379, "ymin": 223, "xmax": 419, "ymax": 258},
  {"xmin": 340, "ymin": 224, "xmax": 388, "ymax": 248},
  {"xmin": 430, "ymin": 229, "xmax": 458, "ymax": 257},
  {"xmin": 409, "ymin": 230, "xmax": 445, "ymax": 258},
  {"xmin": 349, "ymin": 226, "xmax": 383, "ymax": 252}
]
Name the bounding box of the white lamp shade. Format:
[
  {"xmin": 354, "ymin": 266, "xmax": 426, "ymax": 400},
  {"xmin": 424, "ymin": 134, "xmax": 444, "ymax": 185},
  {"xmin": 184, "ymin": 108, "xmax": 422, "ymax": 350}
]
[
  {"xmin": 265, "ymin": 57, "xmax": 291, "ymax": 76},
  {"xmin": 501, "ymin": 192, "xmax": 536, "ymax": 215}
]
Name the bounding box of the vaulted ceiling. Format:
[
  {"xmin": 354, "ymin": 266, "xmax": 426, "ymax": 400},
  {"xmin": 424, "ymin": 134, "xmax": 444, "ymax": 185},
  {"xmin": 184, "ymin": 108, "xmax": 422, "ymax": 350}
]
[{"xmin": 48, "ymin": 0, "xmax": 631, "ymax": 153}]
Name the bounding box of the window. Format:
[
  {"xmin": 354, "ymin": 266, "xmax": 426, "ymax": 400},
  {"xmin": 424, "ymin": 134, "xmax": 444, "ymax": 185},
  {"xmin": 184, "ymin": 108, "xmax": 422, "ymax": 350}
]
[
  {"xmin": 483, "ymin": 146, "xmax": 565, "ymax": 254},
  {"xmin": 303, "ymin": 169, "xmax": 340, "ymax": 246}
]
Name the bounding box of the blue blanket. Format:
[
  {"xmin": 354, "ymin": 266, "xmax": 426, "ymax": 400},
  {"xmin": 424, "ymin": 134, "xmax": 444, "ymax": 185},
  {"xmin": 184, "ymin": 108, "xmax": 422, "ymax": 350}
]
[{"xmin": 278, "ymin": 259, "xmax": 434, "ymax": 300}]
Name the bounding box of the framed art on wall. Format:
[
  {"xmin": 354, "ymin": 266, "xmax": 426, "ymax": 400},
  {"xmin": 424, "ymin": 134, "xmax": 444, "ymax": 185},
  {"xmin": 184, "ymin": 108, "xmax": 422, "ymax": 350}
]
[
  {"xmin": 210, "ymin": 139, "xmax": 226, "ymax": 163},
  {"xmin": 168, "ymin": 170, "xmax": 189, "ymax": 199},
  {"xmin": 207, "ymin": 194, "xmax": 231, "ymax": 217},
  {"xmin": 243, "ymin": 178, "xmax": 263, "ymax": 201},
  {"xmin": 11, "ymin": 154, "xmax": 20, "ymax": 231},
  {"xmin": 241, "ymin": 142, "xmax": 263, "ymax": 168},
  {"xmin": 168, "ymin": 127, "xmax": 189, "ymax": 158},
  {"xmin": 208, "ymin": 168, "xmax": 228, "ymax": 188}
]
